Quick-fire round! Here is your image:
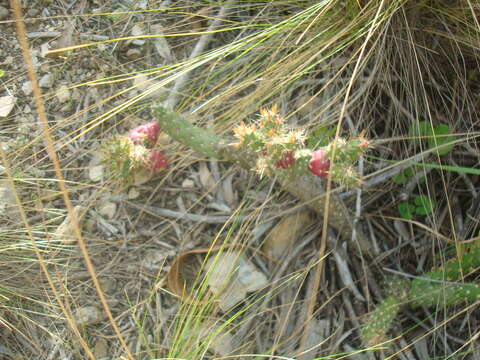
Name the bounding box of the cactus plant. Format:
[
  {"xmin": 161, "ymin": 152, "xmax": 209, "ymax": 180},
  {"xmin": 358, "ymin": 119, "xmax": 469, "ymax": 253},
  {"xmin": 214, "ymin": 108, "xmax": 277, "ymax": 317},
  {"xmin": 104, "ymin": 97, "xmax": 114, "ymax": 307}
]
[
  {"xmin": 362, "ymin": 248, "xmax": 480, "ymax": 347},
  {"xmin": 409, "ymin": 246, "xmax": 480, "ymax": 307},
  {"xmin": 152, "ymin": 105, "xmax": 374, "ymax": 255},
  {"xmin": 361, "ymin": 296, "xmax": 404, "ymax": 347},
  {"xmin": 361, "ymin": 277, "xmax": 410, "ymax": 346}
]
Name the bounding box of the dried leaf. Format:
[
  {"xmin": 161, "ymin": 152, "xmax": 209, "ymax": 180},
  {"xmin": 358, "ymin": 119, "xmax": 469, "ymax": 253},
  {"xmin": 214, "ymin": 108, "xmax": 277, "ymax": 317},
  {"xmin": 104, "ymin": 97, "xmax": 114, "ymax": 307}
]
[
  {"xmin": 263, "ymin": 210, "xmax": 313, "ymax": 259},
  {"xmin": 297, "ymin": 319, "xmax": 330, "ymax": 360},
  {"xmin": 199, "ymin": 321, "xmax": 233, "ymax": 356},
  {"xmin": 205, "ymin": 251, "xmax": 268, "ymax": 311},
  {"xmin": 167, "ymin": 245, "xmax": 270, "ymax": 307},
  {"xmin": 54, "ymin": 205, "xmax": 84, "ymax": 242},
  {"xmin": 199, "ymin": 162, "xmax": 216, "ymax": 190},
  {"xmin": 221, "ymin": 173, "xmax": 237, "ymax": 207}
]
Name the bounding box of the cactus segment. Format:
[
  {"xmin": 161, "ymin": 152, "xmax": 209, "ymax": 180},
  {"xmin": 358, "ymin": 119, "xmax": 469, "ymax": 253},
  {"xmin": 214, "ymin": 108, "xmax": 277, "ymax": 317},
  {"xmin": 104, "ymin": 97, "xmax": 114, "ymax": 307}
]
[
  {"xmin": 154, "ymin": 107, "xmax": 222, "ymax": 159},
  {"xmin": 361, "ymin": 278, "xmax": 410, "ymax": 346},
  {"xmin": 409, "ymin": 280, "xmax": 480, "ymax": 307},
  {"xmin": 409, "ymin": 247, "xmax": 480, "ymax": 307},
  {"xmin": 361, "ymin": 296, "xmax": 402, "ymax": 346},
  {"xmin": 361, "ymin": 271, "xmax": 480, "ymax": 348},
  {"xmin": 426, "ymin": 247, "xmax": 480, "ymax": 281}
]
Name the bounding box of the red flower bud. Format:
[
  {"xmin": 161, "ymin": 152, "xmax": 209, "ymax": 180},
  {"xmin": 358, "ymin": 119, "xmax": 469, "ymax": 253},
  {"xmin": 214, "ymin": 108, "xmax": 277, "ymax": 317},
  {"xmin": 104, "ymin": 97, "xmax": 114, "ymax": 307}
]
[
  {"xmin": 147, "ymin": 150, "xmax": 169, "ymax": 172},
  {"xmin": 275, "ymin": 151, "xmax": 295, "ymax": 169},
  {"xmin": 128, "ymin": 121, "xmax": 160, "ymax": 147},
  {"xmin": 309, "ymin": 149, "xmax": 330, "ymax": 178}
]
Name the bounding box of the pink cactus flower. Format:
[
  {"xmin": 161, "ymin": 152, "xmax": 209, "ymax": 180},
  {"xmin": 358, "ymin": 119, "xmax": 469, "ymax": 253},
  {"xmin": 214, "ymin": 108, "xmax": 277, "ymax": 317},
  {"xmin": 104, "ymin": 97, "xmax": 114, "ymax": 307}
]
[
  {"xmin": 275, "ymin": 151, "xmax": 295, "ymax": 169},
  {"xmin": 128, "ymin": 121, "xmax": 160, "ymax": 147},
  {"xmin": 309, "ymin": 149, "xmax": 330, "ymax": 178},
  {"xmin": 147, "ymin": 150, "xmax": 169, "ymax": 172}
]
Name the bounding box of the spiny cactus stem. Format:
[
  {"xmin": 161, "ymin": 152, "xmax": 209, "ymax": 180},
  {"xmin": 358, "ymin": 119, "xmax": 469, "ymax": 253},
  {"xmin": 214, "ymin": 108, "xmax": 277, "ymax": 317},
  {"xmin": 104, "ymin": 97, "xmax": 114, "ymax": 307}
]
[
  {"xmin": 154, "ymin": 107, "xmax": 222, "ymax": 159},
  {"xmin": 361, "ymin": 296, "xmax": 403, "ymax": 347},
  {"xmin": 153, "ymin": 106, "xmax": 373, "ymax": 255}
]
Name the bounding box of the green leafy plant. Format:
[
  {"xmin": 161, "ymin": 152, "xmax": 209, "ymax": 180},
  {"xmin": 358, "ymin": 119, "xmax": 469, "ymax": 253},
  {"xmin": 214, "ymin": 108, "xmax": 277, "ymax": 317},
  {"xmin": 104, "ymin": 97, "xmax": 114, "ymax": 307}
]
[
  {"xmin": 398, "ymin": 195, "xmax": 436, "ymax": 220},
  {"xmin": 392, "ymin": 167, "xmax": 417, "ymax": 185},
  {"xmin": 408, "ymin": 121, "xmax": 455, "ymax": 155},
  {"xmin": 0, "ymin": 69, "xmax": 5, "ymax": 78},
  {"xmin": 413, "ymin": 195, "xmax": 435, "ymax": 215}
]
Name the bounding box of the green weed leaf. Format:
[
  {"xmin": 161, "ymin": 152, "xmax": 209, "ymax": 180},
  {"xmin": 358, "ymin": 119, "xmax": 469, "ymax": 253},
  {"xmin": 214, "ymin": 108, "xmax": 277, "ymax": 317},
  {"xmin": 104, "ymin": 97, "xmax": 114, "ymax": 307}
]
[
  {"xmin": 408, "ymin": 121, "xmax": 455, "ymax": 155},
  {"xmin": 398, "ymin": 202, "xmax": 415, "ymax": 220},
  {"xmin": 404, "ymin": 167, "xmax": 415, "ymax": 178},
  {"xmin": 393, "ymin": 167, "xmax": 418, "ymax": 185},
  {"xmin": 0, "ymin": 69, "xmax": 5, "ymax": 78},
  {"xmin": 408, "ymin": 121, "xmax": 433, "ymax": 145},
  {"xmin": 429, "ymin": 124, "xmax": 455, "ymax": 155},
  {"xmin": 392, "ymin": 172, "xmax": 408, "ymax": 185},
  {"xmin": 414, "ymin": 195, "xmax": 435, "ymax": 215}
]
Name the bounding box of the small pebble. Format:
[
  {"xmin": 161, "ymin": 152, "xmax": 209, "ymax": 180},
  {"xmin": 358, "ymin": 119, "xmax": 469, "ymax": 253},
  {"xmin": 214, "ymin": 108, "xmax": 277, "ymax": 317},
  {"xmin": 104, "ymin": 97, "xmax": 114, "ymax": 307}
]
[
  {"xmin": 181, "ymin": 178, "xmax": 195, "ymax": 188},
  {"xmin": 93, "ymin": 338, "xmax": 109, "ymax": 359},
  {"xmin": 128, "ymin": 187, "xmax": 140, "ymax": 199},
  {"xmin": 126, "ymin": 48, "xmax": 142, "ymax": 60},
  {"xmin": 0, "ymin": 180, "xmax": 20, "ymax": 219},
  {"xmin": 55, "ymin": 86, "xmax": 71, "ymax": 103},
  {"xmin": 98, "ymin": 201, "xmax": 116, "ymax": 220},
  {"xmin": 74, "ymin": 306, "xmax": 104, "ymax": 326},
  {"xmin": 0, "ymin": 6, "xmax": 9, "ymax": 21},
  {"xmin": 39, "ymin": 73, "xmax": 53, "ymax": 88}
]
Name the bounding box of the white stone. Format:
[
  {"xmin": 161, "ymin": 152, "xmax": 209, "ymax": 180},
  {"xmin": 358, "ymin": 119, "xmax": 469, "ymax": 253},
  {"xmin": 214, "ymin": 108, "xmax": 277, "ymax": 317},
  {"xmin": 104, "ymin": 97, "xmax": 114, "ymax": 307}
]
[
  {"xmin": 88, "ymin": 165, "xmax": 104, "ymax": 182},
  {"xmin": 22, "ymin": 81, "xmax": 33, "ymax": 95},
  {"xmin": 54, "ymin": 206, "xmax": 84, "ymax": 242},
  {"xmin": 98, "ymin": 201, "xmax": 116, "ymax": 220},
  {"xmin": 39, "ymin": 73, "xmax": 53, "ymax": 88},
  {"xmin": 181, "ymin": 178, "xmax": 195, "ymax": 188},
  {"xmin": 0, "ymin": 180, "xmax": 20, "ymax": 219},
  {"xmin": 133, "ymin": 169, "xmax": 152, "ymax": 185},
  {"xmin": 131, "ymin": 24, "xmax": 144, "ymax": 37},
  {"xmin": 0, "ymin": 96, "xmax": 15, "ymax": 117},
  {"xmin": 74, "ymin": 306, "xmax": 104, "ymax": 326},
  {"xmin": 151, "ymin": 24, "xmax": 173, "ymax": 62},
  {"xmin": 131, "ymin": 74, "xmax": 165, "ymax": 99},
  {"xmin": 141, "ymin": 251, "xmax": 172, "ymax": 270},
  {"xmin": 127, "ymin": 187, "xmax": 140, "ymax": 199},
  {"xmin": 0, "ymin": 6, "xmax": 9, "ymax": 20},
  {"xmin": 126, "ymin": 48, "xmax": 142, "ymax": 60},
  {"xmin": 55, "ymin": 87, "xmax": 71, "ymax": 103}
]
